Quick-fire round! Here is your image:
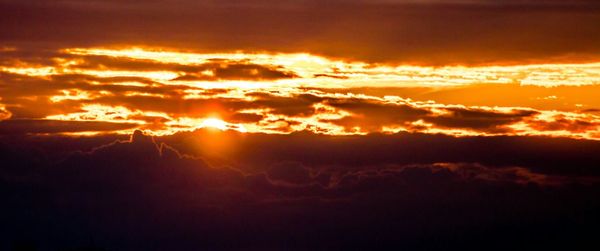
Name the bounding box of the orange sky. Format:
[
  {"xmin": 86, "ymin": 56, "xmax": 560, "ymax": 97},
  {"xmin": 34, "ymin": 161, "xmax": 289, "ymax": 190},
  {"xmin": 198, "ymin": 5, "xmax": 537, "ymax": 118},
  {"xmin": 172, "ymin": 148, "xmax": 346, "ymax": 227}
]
[
  {"xmin": 3, "ymin": 2, "xmax": 600, "ymax": 249},
  {"xmin": 0, "ymin": 47, "xmax": 599, "ymax": 139},
  {"xmin": 1, "ymin": 0, "xmax": 600, "ymax": 139}
]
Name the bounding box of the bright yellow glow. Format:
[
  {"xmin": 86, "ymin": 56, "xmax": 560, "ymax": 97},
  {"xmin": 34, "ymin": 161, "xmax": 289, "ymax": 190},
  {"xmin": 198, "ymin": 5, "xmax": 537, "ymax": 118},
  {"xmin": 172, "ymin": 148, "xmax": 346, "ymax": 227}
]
[
  {"xmin": 200, "ymin": 118, "xmax": 228, "ymax": 130},
  {"xmin": 50, "ymin": 90, "xmax": 97, "ymax": 102},
  {"xmin": 0, "ymin": 102, "xmax": 11, "ymax": 121}
]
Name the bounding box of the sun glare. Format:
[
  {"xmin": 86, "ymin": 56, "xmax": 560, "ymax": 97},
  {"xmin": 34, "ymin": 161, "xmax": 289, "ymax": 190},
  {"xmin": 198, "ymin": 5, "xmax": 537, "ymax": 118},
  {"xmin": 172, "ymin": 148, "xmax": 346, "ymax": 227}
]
[{"xmin": 200, "ymin": 118, "xmax": 228, "ymax": 130}]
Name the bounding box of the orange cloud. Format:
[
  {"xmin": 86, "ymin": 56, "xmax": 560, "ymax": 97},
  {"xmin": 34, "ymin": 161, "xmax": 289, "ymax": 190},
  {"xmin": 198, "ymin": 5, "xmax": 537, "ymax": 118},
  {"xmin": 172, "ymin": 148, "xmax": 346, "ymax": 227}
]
[{"xmin": 1, "ymin": 47, "xmax": 600, "ymax": 138}]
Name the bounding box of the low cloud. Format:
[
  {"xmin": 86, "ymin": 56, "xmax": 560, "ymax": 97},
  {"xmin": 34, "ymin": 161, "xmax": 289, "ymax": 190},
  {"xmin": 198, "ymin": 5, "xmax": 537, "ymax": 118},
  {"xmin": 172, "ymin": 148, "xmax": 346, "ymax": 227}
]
[{"xmin": 2, "ymin": 130, "xmax": 599, "ymax": 249}]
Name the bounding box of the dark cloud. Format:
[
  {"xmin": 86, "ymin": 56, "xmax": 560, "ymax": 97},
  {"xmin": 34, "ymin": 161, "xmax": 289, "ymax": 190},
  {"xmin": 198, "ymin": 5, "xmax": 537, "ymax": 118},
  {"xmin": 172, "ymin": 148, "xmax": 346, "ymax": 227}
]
[
  {"xmin": 313, "ymin": 73, "xmax": 350, "ymax": 79},
  {"xmin": 323, "ymin": 97, "xmax": 431, "ymax": 130},
  {"xmin": 160, "ymin": 129, "xmax": 600, "ymax": 177},
  {"xmin": 319, "ymin": 96, "xmax": 544, "ymax": 133},
  {"xmin": 1, "ymin": 130, "xmax": 599, "ymax": 249},
  {"xmin": 526, "ymin": 114, "xmax": 599, "ymax": 133},
  {"xmin": 207, "ymin": 62, "xmax": 298, "ymax": 80},
  {"xmin": 247, "ymin": 92, "xmax": 325, "ymax": 117},
  {"xmin": 266, "ymin": 161, "xmax": 314, "ymax": 185},
  {"xmin": 425, "ymin": 107, "xmax": 539, "ymax": 132},
  {"xmin": 228, "ymin": 112, "xmax": 264, "ymax": 123}
]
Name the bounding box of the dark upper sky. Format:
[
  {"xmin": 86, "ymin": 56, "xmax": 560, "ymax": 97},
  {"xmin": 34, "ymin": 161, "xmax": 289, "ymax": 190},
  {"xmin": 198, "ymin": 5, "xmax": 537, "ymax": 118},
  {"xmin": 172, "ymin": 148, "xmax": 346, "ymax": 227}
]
[{"xmin": 2, "ymin": 0, "xmax": 600, "ymax": 65}]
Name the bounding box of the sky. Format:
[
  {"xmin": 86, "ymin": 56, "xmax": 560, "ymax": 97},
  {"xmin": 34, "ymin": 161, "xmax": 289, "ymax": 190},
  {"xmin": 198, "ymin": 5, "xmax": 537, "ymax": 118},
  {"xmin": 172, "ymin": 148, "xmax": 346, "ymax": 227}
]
[{"xmin": 1, "ymin": 0, "xmax": 600, "ymax": 250}]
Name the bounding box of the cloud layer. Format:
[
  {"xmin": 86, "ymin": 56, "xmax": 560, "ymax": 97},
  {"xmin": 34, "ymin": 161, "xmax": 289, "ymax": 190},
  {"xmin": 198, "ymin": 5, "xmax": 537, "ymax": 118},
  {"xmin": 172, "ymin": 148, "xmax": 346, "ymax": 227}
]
[
  {"xmin": 2, "ymin": 130, "xmax": 599, "ymax": 249},
  {"xmin": 1, "ymin": 47, "xmax": 599, "ymax": 138}
]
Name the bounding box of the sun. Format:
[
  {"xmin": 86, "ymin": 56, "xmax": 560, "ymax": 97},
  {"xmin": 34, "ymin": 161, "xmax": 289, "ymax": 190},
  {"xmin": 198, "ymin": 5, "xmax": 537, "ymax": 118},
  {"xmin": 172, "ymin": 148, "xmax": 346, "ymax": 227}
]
[{"xmin": 200, "ymin": 118, "xmax": 228, "ymax": 130}]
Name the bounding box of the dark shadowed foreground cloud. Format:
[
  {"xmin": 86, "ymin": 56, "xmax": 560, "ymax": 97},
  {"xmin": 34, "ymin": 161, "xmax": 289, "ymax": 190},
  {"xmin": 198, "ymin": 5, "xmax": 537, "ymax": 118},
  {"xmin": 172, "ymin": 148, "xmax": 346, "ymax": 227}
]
[{"xmin": 1, "ymin": 130, "xmax": 599, "ymax": 250}]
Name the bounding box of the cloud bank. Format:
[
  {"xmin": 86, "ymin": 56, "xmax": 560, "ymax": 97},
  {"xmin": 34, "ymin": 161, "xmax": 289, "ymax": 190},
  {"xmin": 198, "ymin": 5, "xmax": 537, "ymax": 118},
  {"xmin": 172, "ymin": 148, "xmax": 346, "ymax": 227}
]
[
  {"xmin": 2, "ymin": 130, "xmax": 599, "ymax": 249},
  {"xmin": 1, "ymin": 47, "xmax": 599, "ymax": 138}
]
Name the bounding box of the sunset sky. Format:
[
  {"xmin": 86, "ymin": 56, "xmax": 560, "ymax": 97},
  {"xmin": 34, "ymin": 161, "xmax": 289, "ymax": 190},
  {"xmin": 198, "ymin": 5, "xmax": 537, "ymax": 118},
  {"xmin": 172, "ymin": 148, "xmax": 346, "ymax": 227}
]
[{"xmin": 2, "ymin": 1, "xmax": 600, "ymax": 250}]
